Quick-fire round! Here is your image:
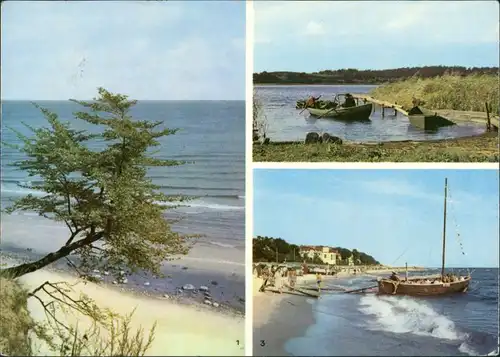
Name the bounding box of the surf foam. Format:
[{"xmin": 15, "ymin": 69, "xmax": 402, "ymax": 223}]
[{"xmin": 358, "ymin": 295, "xmax": 466, "ymax": 341}]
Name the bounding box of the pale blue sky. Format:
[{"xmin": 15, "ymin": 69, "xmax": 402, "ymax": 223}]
[
  {"xmin": 1, "ymin": 1, "xmax": 245, "ymax": 100},
  {"xmin": 254, "ymin": 1, "xmax": 500, "ymax": 72},
  {"xmin": 254, "ymin": 169, "xmax": 499, "ymax": 268}
]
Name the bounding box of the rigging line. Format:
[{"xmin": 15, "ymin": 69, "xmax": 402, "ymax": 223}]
[{"xmin": 391, "ymin": 241, "xmax": 413, "ymax": 266}]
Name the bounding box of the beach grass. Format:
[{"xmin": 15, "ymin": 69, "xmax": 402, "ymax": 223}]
[
  {"xmin": 0, "ymin": 278, "xmax": 34, "ymax": 356},
  {"xmin": 253, "ymin": 132, "xmax": 499, "ymax": 162},
  {"xmin": 370, "ymin": 74, "xmax": 499, "ymax": 113}
]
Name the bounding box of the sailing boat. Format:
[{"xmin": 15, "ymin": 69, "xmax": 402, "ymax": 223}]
[{"xmin": 377, "ymin": 178, "xmax": 471, "ymax": 296}]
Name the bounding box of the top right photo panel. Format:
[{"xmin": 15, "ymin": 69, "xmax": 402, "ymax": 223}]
[{"xmin": 252, "ymin": 1, "xmax": 499, "ymax": 163}]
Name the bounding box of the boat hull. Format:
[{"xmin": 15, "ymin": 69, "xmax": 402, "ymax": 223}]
[
  {"xmin": 377, "ymin": 276, "xmax": 471, "ymax": 296},
  {"xmin": 407, "ymin": 106, "xmax": 455, "ymax": 130},
  {"xmin": 308, "ymin": 103, "xmax": 373, "ymax": 121}
]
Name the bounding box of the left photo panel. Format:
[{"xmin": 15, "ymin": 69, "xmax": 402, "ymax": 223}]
[{"xmin": 0, "ymin": 1, "xmax": 245, "ymax": 356}]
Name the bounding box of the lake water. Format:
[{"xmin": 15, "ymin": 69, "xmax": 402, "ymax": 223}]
[
  {"xmin": 285, "ymin": 268, "xmax": 499, "ymax": 356},
  {"xmin": 255, "ymin": 85, "xmax": 486, "ymax": 142},
  {"xmin": 1, "ymin": 100, "xmax": 245, "ymax": 309}
]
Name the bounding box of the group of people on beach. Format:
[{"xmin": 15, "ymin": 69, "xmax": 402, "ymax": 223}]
[{"xmin": 258, "ymin": 265, "xmax": 299, "ymax": 294}]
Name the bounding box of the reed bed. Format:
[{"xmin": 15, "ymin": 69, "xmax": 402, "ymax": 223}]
[{"xmin": 370, "ymin": 74, "xmax": 499, "ymax": 113}]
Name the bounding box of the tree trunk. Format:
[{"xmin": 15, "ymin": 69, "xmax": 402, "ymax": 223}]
[{"xmin": 0, "ymin": 232, "xmax": 103, "ymax": 280}]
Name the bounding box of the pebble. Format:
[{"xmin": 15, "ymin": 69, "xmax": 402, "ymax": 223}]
[
  {"xmin": 204, "ymin": 299, "xmax": 212, "ymax": 306},
  {"xmin": 183, "ymin": 284, "xmax": 195, "ymax": 291},
  {"xmin": 112, "ymin": 281, "xmax": 118, "ymax": 285},
  {"xmin": 163, "ymin": 294, "xmax": 170, "ymax": 299},
  {"xmin": 103, "ymin": 271, "xmax": 110, "ymax": 276},
  {"xmin": 144, "ymin": 281, "xmax": 150, "ymax": 286},
  {"xmin": 199, "ymin": 285, "xmax": 209, "ymax": 292},
  {"xmin": 213, "ymin": 302, "xmax": 220, "ymax": 308},
  {"xmin": 93, "ymin": 269, "xmax": 100, "ymax": 274}
]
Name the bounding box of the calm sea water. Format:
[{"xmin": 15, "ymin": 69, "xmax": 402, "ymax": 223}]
[
  {"xmin": 1, "ymin": 100, "xmax": 244, "ymax": 262},
  {"xmin": 255, "ymin": 85, "xmax": 485, "ymax": 142},
  {"xmin": 286, "ymin": 268, "xmax": 499, "ymax": 356}
]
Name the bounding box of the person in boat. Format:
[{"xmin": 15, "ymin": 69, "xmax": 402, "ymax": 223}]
[
  {"xmin": 306, "ymin": 95, "xmax": 321, "ymax": 108},
  {"xmin": 342, "ymin": 93, "xmax": 356, "ymax": 108},
  {"xmin": 389, "ymin": 271, "xmax": 400, "ymax": 282}
]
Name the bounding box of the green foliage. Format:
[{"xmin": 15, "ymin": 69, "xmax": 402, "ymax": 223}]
[
  {"xmin": 253, "ymin": 236, "xmax": 379, "ymax": 265},
  {"xmin": 0, "ymin": 278, "xmax": 34, "ymax": 356},
  {"xmin": 254, "ymin": 66, "xmax": 498, "ymax": 85},
  {"xmin": 253, "ymin": 236, "xmax": 300, "ymax": 263},
  {"xmin": 370, "ymin": 74, "xmax": 499, "ymax": 113},
  {"xmin": 1, "ymin": 88, "xmax": 191, "ymax": 279}
]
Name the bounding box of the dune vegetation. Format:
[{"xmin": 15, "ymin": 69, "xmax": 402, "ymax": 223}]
[{"xmin": 370, "ymin": 74, "xmax": 499, "ymax": 113}]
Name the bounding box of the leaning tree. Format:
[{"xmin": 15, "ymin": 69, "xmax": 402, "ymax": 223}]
[{"xmin": 1, "ymin": 88, "xmax": 191, "ymax": 280}]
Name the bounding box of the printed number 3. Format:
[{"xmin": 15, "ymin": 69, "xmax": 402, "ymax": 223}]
[{"xmin": 260, "ymin": 340, "xmax": 266, "ymax": 346}]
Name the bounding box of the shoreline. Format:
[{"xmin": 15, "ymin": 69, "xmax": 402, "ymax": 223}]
[
  {"xmin": 3, "ymin": 256, "xmax": 245, "ymax": 356},
  {"xmin": 253, "ymin": 275, "xmax": 314, "ymax": 356},
  {"xmin": 0, "ymin": 249, "xmax": 245, "ymax": 314},
  {"xmin": 254, "ymin": 83, "xmax": 381, "ymax": 86},
  {"xmin": 253, "ymin": 131, "xmax": 499, "ymax": 162}
]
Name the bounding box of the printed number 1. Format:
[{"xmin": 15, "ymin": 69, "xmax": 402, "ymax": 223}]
[{"xmin": 236, "ymin": 340, "xmax": 239, "ymax": 345}]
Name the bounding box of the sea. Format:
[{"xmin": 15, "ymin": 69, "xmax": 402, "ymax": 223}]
[
  {"xmin": 255, "ymin": 85, "xmax": 486, "ymax": 142},
  {"xmin": 285, "ymin": 268, "xmax": 499, "ymax": 356},
  {"xmin": 0, "ymin": 100, "xmax": 245, "ymax": 310}
]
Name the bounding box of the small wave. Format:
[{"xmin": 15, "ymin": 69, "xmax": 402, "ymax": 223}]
[
  {"xmin": 358, "ymin": 295, "xmax": 465, "ymax": 341},
  {"xmin": 156, "ymin": 200, "xmax": 243, "ymax": 211},
  {"xmin": 459, "ymin": 341, "xmax": 499, "ymax": 356},
  {"xmin": 1, "ymin": 185, "xmax": 46, "ymax": 197},
  {"xmin": 207, "ymin": 241, "xmax": 236, "ymax": 249}
]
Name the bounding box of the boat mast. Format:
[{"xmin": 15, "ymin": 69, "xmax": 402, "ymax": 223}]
[{"xmin": 441, "ymin": 178, "xmax": 448, "ymax": 279}]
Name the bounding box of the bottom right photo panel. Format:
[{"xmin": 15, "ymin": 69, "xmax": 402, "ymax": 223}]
[{"xmin": 252, "ymin": 168, "xmax": 499, "ymax": 357}]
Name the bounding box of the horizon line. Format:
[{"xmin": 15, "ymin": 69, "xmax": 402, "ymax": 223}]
[
  {"xmin": 1, "ymin": 99, "xmax": 245, "ymax": 102},
  {"xmin": 254, "ymin": 65, "xmax": 500, "ymax": 73}
]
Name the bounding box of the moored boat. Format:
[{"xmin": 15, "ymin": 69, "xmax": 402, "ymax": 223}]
[
  {"xmin": 377, "ymin": 178, "xmax": 472, "ymax": 297},
  {"xmin": 308, "ymin": 103, "xmax": 373, "ymax": 121},
  {"xmin": 408, "ymin": 106, "xmax": 455, "ymax": 130},
  {"xmin": 378, "ymin": 275, "xmax": 471, "ymax": 296}
]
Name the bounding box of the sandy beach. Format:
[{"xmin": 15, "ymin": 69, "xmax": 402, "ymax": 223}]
[
  {"xmin": 253, "ymin": 275, "xmax": 314, "ymax": 356},
  {"xmin": 252, "ymin": 270, "xmax": 398, "ymax": 356},
  {"xmin": 17, "ymin": 268, "xmax": 245, "ymax": 356}
]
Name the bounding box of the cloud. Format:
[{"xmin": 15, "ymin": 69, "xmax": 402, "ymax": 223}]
[
  {"xmin": 255, "ymin": 1, "xmax": 498, "ymax": 46},
  {"xmin": 1, "ymin": 1, "xmax": 245, "ymax": 100},
  {"xmin": 304, "ymin": 21, "xmax": 326, "ymax": 36},
  {"xmin": 254, "ymin": 0, "xmax": 499, "ymax": 71}
]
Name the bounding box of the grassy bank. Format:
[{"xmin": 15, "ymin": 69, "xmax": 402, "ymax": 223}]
[
  {"xmin": 253, "ymin": 132, "xmax": 499, "ymax": 162},
  {"xmin": 370, "ymin": 74, "xmax": 499, "ymax": 113}
]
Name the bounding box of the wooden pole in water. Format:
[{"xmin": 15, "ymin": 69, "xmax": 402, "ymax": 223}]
[
  {"xmin": 485, "ymin": 102, "xmax": 491, "ymax": 132},
  {"xmin": 441, "ymin": 178, "xmax": 448, "ymax": 280},
  {"xmin": 382, "ymin": 106, "xmax": 385, "ymax": 117},
  {"xmin": 405, "ymin": 262, "xmax": 408, "ymax": 281}
]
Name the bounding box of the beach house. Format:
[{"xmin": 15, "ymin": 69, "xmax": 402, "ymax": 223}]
[{"xmin": 299, "ymin": 246, "xmax": 340, "ymax": 265}]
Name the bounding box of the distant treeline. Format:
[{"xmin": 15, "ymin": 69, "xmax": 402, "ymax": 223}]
[
  {"xmin": 253, "ymin": 236, "xmax": 380, "ymax": 265},
  {"xmin": 253, "ymin": 66, "xmax": 499, "ymax": 85}
]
